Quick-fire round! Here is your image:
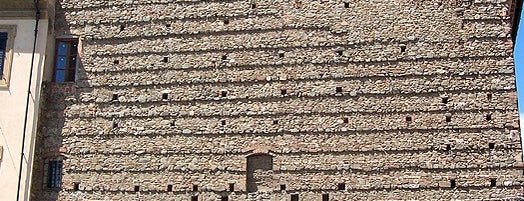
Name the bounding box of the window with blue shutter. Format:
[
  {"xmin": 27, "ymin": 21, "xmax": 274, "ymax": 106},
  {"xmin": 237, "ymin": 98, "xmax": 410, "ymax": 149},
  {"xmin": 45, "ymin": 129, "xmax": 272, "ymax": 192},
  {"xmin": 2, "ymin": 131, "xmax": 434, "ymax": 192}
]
[
  {"xmin": 54, "ymin": 40, "xmax": 78, "ymax": 82},
  {"xmin": 0, "ymin": 32, "xmax": 7, "ymax": 78}
]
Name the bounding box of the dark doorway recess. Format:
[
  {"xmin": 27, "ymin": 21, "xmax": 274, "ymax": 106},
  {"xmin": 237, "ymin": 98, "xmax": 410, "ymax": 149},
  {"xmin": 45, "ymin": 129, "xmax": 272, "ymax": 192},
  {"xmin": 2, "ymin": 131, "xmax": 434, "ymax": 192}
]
[{"xmin": 246, "ymin": 154, "xmax": 273, "ymax": 193}]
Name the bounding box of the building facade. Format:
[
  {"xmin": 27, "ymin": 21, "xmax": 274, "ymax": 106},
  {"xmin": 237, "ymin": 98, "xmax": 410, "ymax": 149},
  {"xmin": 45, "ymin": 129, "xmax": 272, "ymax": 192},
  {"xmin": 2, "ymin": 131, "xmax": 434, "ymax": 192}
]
[{"xmin": 28, "ymin": 0, "xmax": 524, "ymax": 200}]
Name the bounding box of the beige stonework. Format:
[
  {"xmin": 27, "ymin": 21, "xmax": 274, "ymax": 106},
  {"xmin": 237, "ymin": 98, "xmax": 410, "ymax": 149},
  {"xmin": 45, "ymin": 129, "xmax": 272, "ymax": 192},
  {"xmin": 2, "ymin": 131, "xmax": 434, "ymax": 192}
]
[{"xmin": 31, "ymin": 0, "xmax": 524, "ymax": 200}]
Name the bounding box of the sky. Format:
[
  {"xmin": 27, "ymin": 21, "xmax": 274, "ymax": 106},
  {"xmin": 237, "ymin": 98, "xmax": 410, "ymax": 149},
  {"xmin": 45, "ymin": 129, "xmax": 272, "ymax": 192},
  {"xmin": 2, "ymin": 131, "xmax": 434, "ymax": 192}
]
[{"xmin": 516, "ymin": 12, "xmax": 524, "ymax": 125}]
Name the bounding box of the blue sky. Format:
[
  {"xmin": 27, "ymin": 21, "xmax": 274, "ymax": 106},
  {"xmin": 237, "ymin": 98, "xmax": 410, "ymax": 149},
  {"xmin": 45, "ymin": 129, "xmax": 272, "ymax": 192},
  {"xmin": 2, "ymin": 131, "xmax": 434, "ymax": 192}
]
[{"xmin": 516, "ymin": 14, "xmax": 524, "ymax": 120}]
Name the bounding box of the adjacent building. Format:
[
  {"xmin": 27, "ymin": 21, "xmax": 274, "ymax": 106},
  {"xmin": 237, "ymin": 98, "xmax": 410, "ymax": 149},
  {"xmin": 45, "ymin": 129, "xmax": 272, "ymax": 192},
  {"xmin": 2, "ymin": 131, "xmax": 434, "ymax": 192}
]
[{"xmin": 0, "ymin": 0, "xmax": 49, "ymax": 200}]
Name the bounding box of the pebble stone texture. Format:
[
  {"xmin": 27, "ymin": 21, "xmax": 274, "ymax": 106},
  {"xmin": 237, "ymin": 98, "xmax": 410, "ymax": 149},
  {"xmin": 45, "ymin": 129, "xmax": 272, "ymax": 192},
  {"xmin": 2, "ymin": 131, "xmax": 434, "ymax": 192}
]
[{"xmin": 30, "ymin": 0, "xmax": 524, "ymax": 200}]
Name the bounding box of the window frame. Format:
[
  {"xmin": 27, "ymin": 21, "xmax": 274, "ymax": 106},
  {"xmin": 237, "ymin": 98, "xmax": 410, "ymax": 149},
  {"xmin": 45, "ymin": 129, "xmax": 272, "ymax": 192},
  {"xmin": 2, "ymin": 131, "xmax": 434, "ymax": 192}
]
[
  {"xmin": 0, "ymin": 25, "xmax": 16, "ymax": 89},
  {"xmin": 53, "ymin": 38, "xmax": 79, "ymax": 83}
]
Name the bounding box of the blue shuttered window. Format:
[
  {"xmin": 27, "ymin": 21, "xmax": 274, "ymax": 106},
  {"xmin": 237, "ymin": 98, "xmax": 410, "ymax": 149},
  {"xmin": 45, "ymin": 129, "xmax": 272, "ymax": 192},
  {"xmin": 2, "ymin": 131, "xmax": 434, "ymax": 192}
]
[
  {"xmin": 0, "ymin": 32, "xmax": 7, "ymax": 77},
  {"xmin": 54, "ymin": 40, "xmax": 78, "ymax": 82}
]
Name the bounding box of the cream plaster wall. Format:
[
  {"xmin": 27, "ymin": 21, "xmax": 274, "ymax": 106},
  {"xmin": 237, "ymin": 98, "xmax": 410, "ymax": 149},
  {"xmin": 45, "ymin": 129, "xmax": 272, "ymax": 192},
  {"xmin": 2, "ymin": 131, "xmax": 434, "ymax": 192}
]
[{"xmin": 0, "ymin": 19, "xmax": 48, "ymax": 201}]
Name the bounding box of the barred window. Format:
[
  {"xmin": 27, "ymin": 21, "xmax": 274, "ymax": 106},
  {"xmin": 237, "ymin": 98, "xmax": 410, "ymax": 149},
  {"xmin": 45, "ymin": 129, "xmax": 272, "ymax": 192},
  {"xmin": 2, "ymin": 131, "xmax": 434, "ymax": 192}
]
[{"xmin": 45, "ymin": 160, "xmax": 63, "ymax": 188}]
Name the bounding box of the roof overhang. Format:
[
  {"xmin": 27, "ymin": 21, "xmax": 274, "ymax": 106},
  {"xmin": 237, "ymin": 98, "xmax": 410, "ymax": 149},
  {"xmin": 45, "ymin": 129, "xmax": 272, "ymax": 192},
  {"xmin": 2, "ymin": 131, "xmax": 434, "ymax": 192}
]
[{"xmin": 0, "ymin": 0, "xmax": 48, "ymax": 19}]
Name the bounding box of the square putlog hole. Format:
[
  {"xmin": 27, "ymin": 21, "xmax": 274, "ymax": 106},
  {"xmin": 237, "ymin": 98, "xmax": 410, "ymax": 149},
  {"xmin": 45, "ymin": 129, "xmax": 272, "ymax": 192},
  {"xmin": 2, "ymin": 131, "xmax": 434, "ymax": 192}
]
[
  {"xmin": 167, "ymin": 184, "xmax": 173, "ymax": 192},
  {"xmin": 485, "ymin": 114, "xmax": 492, "ymax": 121},
  {"xmin": 281, "ymin": 89, "xmax": 287, "ymax": 95},
  {"xmin": 134, "ymin": 186, "xmax": 140, "ymax": 192},
  {"xmin": 450, "ymin": 179, "xmax": 456, "ymax": 188},
  {"xmin": 490, "ymin": 178, "xmax": 497, "ymax": 187},
  {"xmin": 112, "ymin": 94, "xmax": 119, "ymax": 101},
  {"xmin": 400, "ymin": 45, "xmax": 406, "ymax": 53},
  {"xmin": 488, "ymin": 142, "xmax": 495, "ymax": 150},
  {"xmin": 336, "ymin": 86, "xmax": 343, "ymax": 93},
  {"xmin": 229, "ymin": 183, "xmax": 235, "ymax": 192},
  {"xmin": 291, "ymin": 194, "xmax": 299, "ymax": 201},
  {"xmin": 337, "ymin": 183, "xmax": 345, "ymax": 190},
  {"xmin": 280, "ymin": 184, "xmax": 286, "ymax": 191}
]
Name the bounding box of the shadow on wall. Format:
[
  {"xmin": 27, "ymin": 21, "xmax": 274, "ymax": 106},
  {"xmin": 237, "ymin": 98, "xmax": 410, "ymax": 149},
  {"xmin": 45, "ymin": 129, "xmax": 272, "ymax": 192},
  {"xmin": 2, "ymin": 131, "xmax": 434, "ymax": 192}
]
[
  {"xmin": 32, "ymin": 63, "xmax": 92, "ymax": 201},
  {"xmin": 246, "ymin": 154, "xmax": 274, "ymax": 193},
  {"xmin": 29, "ymin": 1, "xmax": 93, "ymax": 199}
]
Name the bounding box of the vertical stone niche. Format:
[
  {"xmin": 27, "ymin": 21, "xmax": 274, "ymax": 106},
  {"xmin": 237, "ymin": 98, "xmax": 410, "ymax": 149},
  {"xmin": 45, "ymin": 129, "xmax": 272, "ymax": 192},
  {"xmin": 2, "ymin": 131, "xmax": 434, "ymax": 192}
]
[{"xmin": 246, "ymin": 154, "xmax": 273, "ymax": 193}]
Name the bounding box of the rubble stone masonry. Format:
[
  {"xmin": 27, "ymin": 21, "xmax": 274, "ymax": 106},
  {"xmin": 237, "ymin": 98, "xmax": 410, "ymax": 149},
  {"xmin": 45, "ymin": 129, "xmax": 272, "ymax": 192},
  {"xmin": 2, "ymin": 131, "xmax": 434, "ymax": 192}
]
[{"xmin": 30, "ymin": 0, "xmax": 524, "ymax": 200}]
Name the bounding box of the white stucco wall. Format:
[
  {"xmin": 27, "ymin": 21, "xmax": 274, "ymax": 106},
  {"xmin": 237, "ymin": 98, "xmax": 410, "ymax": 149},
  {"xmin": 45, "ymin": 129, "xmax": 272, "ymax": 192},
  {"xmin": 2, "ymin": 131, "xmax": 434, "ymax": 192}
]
[{"xmin": 0, "ymin": 19, "xmax": 48, "ymax": 201}]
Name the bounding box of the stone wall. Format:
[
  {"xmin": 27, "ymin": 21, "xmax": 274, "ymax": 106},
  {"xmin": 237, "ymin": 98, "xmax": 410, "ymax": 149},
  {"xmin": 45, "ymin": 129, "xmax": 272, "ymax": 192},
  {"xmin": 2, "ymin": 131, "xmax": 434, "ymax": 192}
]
[{"xmin": 31, "ymin": 0, "xmax": 524, "ymax": 200}]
